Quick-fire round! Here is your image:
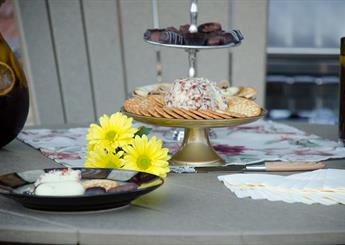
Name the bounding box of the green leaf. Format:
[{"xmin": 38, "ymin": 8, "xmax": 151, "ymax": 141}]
[{"xmin": 134, "ymin": 126, "xmax": 152, "ymax": 137}]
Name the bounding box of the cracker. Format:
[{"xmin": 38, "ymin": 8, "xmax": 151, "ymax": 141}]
[
  {"xmin": 162, "ymin": 108, "xmax": 184, "ymax": 119},
  {"xmin": 189, "ymin": 110, "xmax": 213, "ymax": 120},
  {"xmin": 155, "ymin": 107, "xmax": 173, "ymax": 118},
  {"xmin": 215, "ymin": 110, "xmax": 244, "ymax": 118},
  {"xmin": 227, "ymin": 96, "xmax": 261, "ymax": 117},
  {"xmin": 198, "ymin": 110, "xmax": 223, "ymax": 119},
  {"xmin": 210, "ymin": 111, "xmax": 234, "ymax": 119},
  {"xmin": 147, "ymin": 107, "xmax": 161, "ymax": 117},
  {"xmin": 236, "ymin": 87, "xmax": 257, "ymax": 99},
  {"xmin": 169, "ymin": 108, "xmax": 193, "ymax": 119},
  {"xmin": 148, "ymin": 95, "xmax": 165, "ymax": 106},
  {"xmin": 125, "ymin": 95, "xmax": 163, "ymax": 116},
  {"xmin": 179, "ymin": 108, "xmax": 204, "ymax": 120},
  {"xmin": 138, "ymin": 108, "xmax": 151, "ymax": 117},
  {"xmin": 203, "ymin": 110, "xmax": 231, "ymax": 119},
  {"xmin": 124, "ymin": 98, "xmax": 140, "ymax": 114}
]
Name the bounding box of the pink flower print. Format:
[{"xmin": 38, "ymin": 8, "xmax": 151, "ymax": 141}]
[
  {"xmin": 293, "ymin": 149, "xmax": 333, "ymax": 156},
  {"xmin": 41, "ymin": 149, "xmax": 81, "ymax": 160},
  {"xmin": 214, "ymin": 145, "xmax": 246, "ymax": 156}
]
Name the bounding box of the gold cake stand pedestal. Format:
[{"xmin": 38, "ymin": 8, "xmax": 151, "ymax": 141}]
[{"xmin": 123, "ymin": 110, "xmax": 265, "ymax": 167}]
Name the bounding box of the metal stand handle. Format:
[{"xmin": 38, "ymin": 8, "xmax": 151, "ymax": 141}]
[
  {"xmin": 188, "ymin": 0, "xmax": 198, "ymax": 33},
  {"xmin": 187, "ymin": 0, "xmax": 199, "ymax": 78},
  {"xmin": 187, "ymin": 49, "xmax": 198, "ymax": 78}
]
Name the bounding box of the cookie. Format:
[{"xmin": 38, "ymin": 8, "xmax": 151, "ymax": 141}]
[
  {"xmin": 236, "ymin": 87, "xmax": 257, "ymax": 99},
  {"xmin": 82, "ymin": 179, "xmax": 119, "ymax": 191},
  {"xmin": 226, "ymin": 96, "xmax": 261, "ymax": 117}
]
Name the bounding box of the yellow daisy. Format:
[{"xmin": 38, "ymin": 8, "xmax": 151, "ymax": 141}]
[
  {"xmin": 86, "ymin": 112, "xmax": 137, "ymax": 149},
  {"xmin": 85, "ymin": 146, "xmax": 125, "ymax": 169},
  {"xmin": 123, "ymin": 135, "xmax": 170, "ymax": 178}
]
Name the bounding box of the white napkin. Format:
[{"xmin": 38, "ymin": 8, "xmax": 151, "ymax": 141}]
[{"xmin": 218, "ymin": 169, "xmax": 345, "ymax": 206}]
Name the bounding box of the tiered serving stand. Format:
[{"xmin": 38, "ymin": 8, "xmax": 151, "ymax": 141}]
[{"xmin": 124, "ymin": 0, "xmax": 264, "ymax": 167}]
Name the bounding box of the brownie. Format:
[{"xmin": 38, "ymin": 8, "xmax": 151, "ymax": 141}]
[
  {"xmin": 207, "ymin": 36, "xmax": 222, "ymax": 45},
  {"xmin": 179, "ymin": 24, "xmax": 190, "ymax": 33},
  {"xmin": 166, "ymin": 26, "xmax": 179, "ymax": 33},
  {"xmin": 198, "ymin": 22, "xmax": 222, "ymax": 33},
  {"xmin": 183, "ymin": 32, "xmax": 207, "ymax": 45}
]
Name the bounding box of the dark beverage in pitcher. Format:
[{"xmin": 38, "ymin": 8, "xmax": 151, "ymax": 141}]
[
  {"xmin": 340, "ymin": 37, "xmax": 345, "ymax": 145},
  {"xmin": 0, "ymin": 33, "xmax": 29, "ymax": 148}
]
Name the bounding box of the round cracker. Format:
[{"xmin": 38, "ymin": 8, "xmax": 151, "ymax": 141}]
[
  {"xmin": 162, "ymin": 108, "xmax": 184, "ymax": 119},
  {"xmin": 236, "ymin": 87, "xmax": 257, "ymax": 99},
  {"xmin": 179, "ymin": 108, "xmax": 204, "ymax": 120},
  {"xmin": 169, "ymin": 108, "xmax": 193, "ymax": 119},
  {"xmin": 215, "ymin": 110, "xmax": 244, "ymax": 118},
  {"xmin": 155, "ymin": 107, "xmax": 173, "ymax": 118},
  {"xmin": 198, "ymin": 110, "xmax": 223, "ymax": 119},
  {"xmin": 148, "ymin": 95, "xmax": 165, "ymax": 106},
  {"xmin": 203, "ymin": 110, "xmax": 231, "ymax": 119},
  {"xmin": 147, "ymin": 107, "xmax": 161, "ymax": 117},
  {"xmin": 227, "ymin": 96, "xmax": 261, "ymax": 117},
  {"xmin": 189, "ymin": 110, "xmax": 213, "ymax": 120}
]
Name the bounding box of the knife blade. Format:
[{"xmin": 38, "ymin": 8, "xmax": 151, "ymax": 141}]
[{"xmin": 194, "ymin": 161, "xmax": 326, "ymax": 173}]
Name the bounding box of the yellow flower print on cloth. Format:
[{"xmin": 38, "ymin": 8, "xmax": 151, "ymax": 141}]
[{"xmin": 123, "ymin": 135, "xmax": 170, "ymax": 178}]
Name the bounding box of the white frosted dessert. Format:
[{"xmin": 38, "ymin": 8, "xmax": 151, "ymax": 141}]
[
  {"xmin": 34, "ymin": 169, "xmax": 85, "ymax": 196},
  {"xmin": 35, "ymin": 181, "xmax": 85, "ymax": 196},
  {"xmin": 165, "ymin": 77, "xmax": 227, "ymax": 111},
  {"xmin": 34, "ymin": 169, "xmax": 81, "ymax": 187}
]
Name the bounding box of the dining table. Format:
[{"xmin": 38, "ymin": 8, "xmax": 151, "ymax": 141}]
[{"xmin": 0, "ymin": 121, "xmax": 345, "ymax": 245}]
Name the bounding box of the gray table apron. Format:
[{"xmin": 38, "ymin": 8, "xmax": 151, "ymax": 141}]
[{"xmin": 0, "ymin": 122, "xmax": 344, "ymax": 245}]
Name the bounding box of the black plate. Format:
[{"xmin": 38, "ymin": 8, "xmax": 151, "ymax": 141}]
[{"xmin": 0, "ymin": 168, "xmax": 164, "ymax": 211}]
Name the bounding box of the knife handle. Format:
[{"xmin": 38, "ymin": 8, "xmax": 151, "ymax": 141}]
[{"xmin": 264, "ymin": 161, "xmax": 325, "ymax": 172}]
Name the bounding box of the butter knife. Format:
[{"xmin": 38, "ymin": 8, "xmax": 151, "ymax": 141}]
[{"xmin": 195, "ymin": 161, "xmax": 326, "ymax": 173}]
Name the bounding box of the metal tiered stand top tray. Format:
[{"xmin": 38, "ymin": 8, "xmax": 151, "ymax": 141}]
[
  {"xmin": 128, "ymin": 0, "xmax": 265, "ymax": 167},
  {"xmin": 145, "ymin": 40, "xmax": 240, "ymax": 50}
]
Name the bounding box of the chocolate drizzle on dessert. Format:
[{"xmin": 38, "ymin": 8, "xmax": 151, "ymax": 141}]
[{"xmin": 159, "ymin": 31, "xmax": 184, "ymax": 45}]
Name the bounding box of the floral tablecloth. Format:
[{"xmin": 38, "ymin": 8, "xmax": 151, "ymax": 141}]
[{"xmin": 18, "ymin": 120, "xmax": 345, "ymax": 173}]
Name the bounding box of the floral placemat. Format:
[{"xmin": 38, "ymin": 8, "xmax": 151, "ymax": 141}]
[{"xmin": 17, "ymin": 120, "xmax": 345, "ymax": 173}]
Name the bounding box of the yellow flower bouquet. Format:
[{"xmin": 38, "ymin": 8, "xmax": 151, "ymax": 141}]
[{"xmin": 85, "ymin": 112, "xmax": 170, "ymax": 178}]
